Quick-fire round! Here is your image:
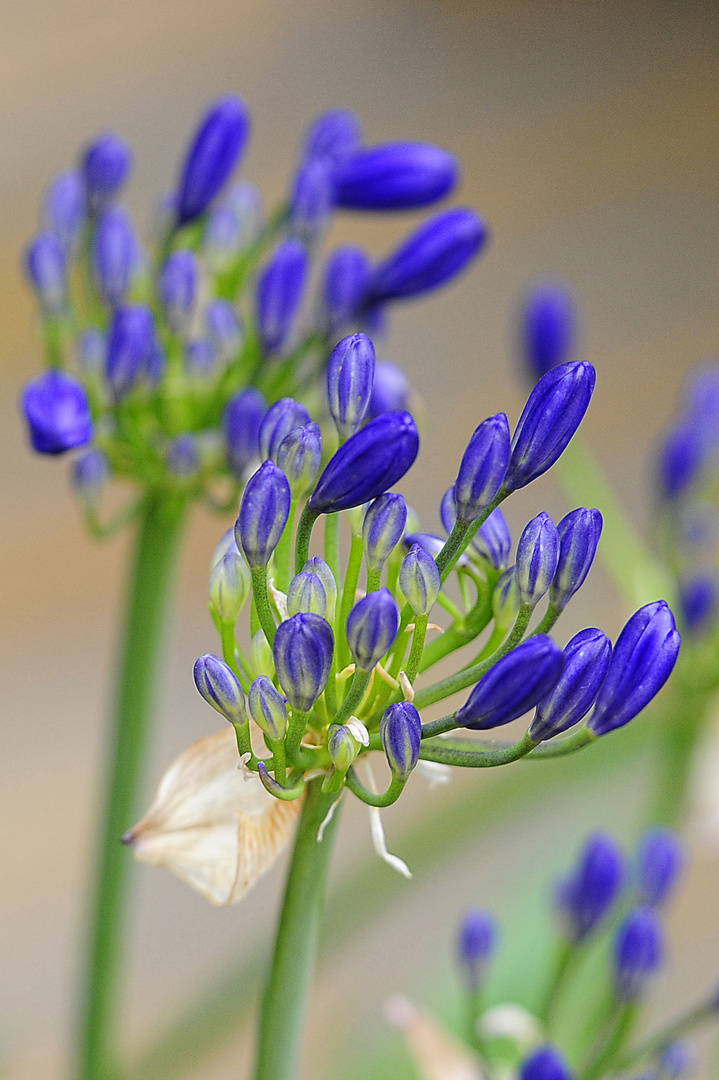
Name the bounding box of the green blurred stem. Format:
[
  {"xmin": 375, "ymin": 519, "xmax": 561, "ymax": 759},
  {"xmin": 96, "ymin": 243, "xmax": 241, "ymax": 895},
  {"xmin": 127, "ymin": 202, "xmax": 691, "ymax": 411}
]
[
  {"xmin": 250, "ymin": 566, "xmax": 278, "ymax": 646},
  {"xmin": 539, "ymin": 939, "xmax": 575, "ymax": 1030},
  {"xmin": 582, "ymin": 1003, "xmax": 638, "ymax": 1080},
  {"xmin": 404, "ymin": 613, "xmax": 428, "ymax": 683},
  {"xmin": 254, "ymin": 778, "xmax": 341, "ymax": 1080},
  {"xmin": 78, "ymin": 491, "xmax": 188, "ymax": 1080},
  {"xmin": 616, "ymin": 998, "xmax": 718, "ymax": 1073},
  {"xmin": 338, "ymin": 533, "xmax": 364, "ymax": 669}
]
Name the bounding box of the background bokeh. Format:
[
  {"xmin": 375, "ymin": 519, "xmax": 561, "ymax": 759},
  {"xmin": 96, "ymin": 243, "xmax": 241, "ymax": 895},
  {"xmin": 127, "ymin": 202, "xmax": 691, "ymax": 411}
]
[{"xmin": 2, "ymin": 1, "xmax": 719, "ymax": 1077}]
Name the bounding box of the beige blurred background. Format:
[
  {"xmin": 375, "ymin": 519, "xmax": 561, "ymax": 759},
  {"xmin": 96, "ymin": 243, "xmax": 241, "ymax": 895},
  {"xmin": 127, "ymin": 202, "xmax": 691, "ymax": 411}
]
[{"xmin": 2, "ymin": 1, "xmax": 719, "ymax": 1077}]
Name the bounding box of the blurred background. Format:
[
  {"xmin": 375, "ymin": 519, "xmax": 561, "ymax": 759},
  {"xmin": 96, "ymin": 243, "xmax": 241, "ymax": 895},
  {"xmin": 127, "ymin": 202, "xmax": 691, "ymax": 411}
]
[{"xmin": 2, "ymin": 0, "xmax": 719, "ymax": 1077}]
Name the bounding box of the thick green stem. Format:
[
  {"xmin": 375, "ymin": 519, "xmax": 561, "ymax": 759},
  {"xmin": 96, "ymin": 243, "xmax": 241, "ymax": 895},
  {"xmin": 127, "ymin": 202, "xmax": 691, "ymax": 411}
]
[
  {"xmin": 418, "ymin": 731, "xmax": 537, "ymax": 768},
  {"xmin": 78, "ymin": 492, "xmax": 188, "ymax": 1080},
  {"xmin": 251, "ymin": 565, "xmax": 278, "ymax": 647},
  {"xmin": 254, "ymin": 778, "xmax": 341, "ymax": 1080},
  {"xmin": 294, "ymin": 504, "xmax": 320, "ymax": 573}
]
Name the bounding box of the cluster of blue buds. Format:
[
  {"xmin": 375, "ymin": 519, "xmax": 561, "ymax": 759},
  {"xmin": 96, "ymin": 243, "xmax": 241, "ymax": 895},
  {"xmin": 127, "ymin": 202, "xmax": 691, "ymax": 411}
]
[
  {"xmin": 445, "ymin": 830, "xmax": 718, "ymax": 1080},
  {"xmin": 190, "ymin": 314, "xmax": 680, "ymax": 811},
  {"xmin": 20, "ymin": 95, "xmax": 487, "ymax": 534}
]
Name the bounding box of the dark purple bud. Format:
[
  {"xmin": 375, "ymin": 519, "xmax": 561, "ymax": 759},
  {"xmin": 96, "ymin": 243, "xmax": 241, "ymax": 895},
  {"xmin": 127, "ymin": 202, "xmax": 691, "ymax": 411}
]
[
  {"xmin": 614, "ymin": 907, "xmax": 663, "ymax": 1002},
  {"xmin": 166, "ymin": 433, "xmax": 199, "ymax": 476},
  {"xmin": 25, "ymin": 232, "xmax": 67, "ymax": 315},
  {"xmin": 454, "ymin": 414, "xmax": 511, "ymax": 523},
  {"xmin": 236, "ymin": 460, "xmax": 291, "ymax": 567},
  {"xmin": 248, "ymin": 675, "xmax": 288, "ymax": 742},
  {"xmin": 43, "ymin": 170, "xmax": 85, "ymax": 251},
  {"xmin": 659, "ymin": 1042, "xmax": 696, "ymax": 1078},
  {"xmin": 363, "ymin": 493, "xmax": 408, "ymax": 572},
  {"xmin": 636, "ymin": 829, "xmax": 684, "ymax": 908},
  {"xmin": 82, "ymin": 133, "xmax": 132, "ymax": 210},
  {"xmin": 323, "ymin": 246, "xmax": 372, "ymax": 333},
  {"xmin": 658, "ymin": 422, "xmax": 705, "ymax": 500},
  {"xmin": 184, "ymin": 339, "xmax": 216, "ymax": 377},
  {"xmin": 366, "ymin": 208, "xmax": 488, "ymax": 304},
  {"xmin": 106, "ymin": 304, "xmax": 155, "ymax": 398},
  {"xmin": 400, "ymin": 544, "xmax": 440, "ymax": 616},
  {"xmin": 309, "ymin": 411, "xmax": 419, "ymax": 514},
  {"xmin": 529, "ymin": 628, "xmax": 612, "ymax": 742},
  {"xmin": 290, "ymin": 158, "xmax": 334, "ymax": 243},
  {"xmin": 550, "ymin": 507, "xmax": 603, "ymax": 609},
  {"xmin": 522, "ymin": 282, "xmax": 576, "ymax": 381},
  {"xmin": 368, "ymin": 361, "xmax": 411, "ymax": 419},
  {"xmin": 680, "ymin": 573, "xmax": 718, "ymax": 633},
  {"xmin": 73, "ymin": 446, "xmax": 109, "ymax": 508},
  {"xmin": 275, "ymin": 422, "xmax": 322, "ymax": 496},
  {"xmin": 346, "ymin": 588, "xmax": 399, "ymax": 669},
  {"xmin": 76, "ymin": 327, "xmax": 106, "ymax": 374},
  {"xmin": 456, "ymin": 635, "xmax": 565, "ymax": 730},
  {"xmin": 504, "ymin": 362, "xmax": 596, "ymax": 492},
  {"xmin": 205, "ymin": 299, "xmax": 242, "ymax": 363},
  {"xmin": 273, "ymin": 612, "xmax": 334, "ymax": 712},
  {"xmin": 520, "ymin": 1047, "xmax": 572, "ymax": 1080},
  {"xmin": 327, "ymin": 332, "xmax": 376, "ymax": 438},
  {"xmin": 588, "ymin": 601, "xmax": 681, "ymax": 736},
  {"xmin": 176, "ymin": 96, "xmax": 250, "ymax": 226},
  {"xmin": 258, "ymin": 397, "xmax": 311, "ymax": 463},
  {"xmin": 22, "ymin": 370, "xmax": 93, "ymax": 455},
  {"xmin": 304, "ymin": 109, "xmax": 362, "ymax": 165},
  {"xmin": 93, "ymin": 207, "xmax": 138, "ymax": 308},
  {"xmin": 159, "ymin": 250, "xmax": 198, "ymax": 333},
  {"xmin": 557, "ymin": 833, "xmax": 625, "ymax": 942},
  {"xmin": 193, "ymin": 653, "xmax": 247, "ymax": 725},
  {"xmin": 335, "ymin": 142, "xmax": 458, "ymax": 211},
  {"xmin": 287, "ymin": 571, "xmax": 328, "ymax": 617},
  {"xmin": 380, "ymin": 701, "xmax": 421, "ymax": 779},
  {"xmin": 256, "ymin": 238, "xmax": 309, "ymax": 355},
  {"xmin": 224, "ymin": 388, "xmax": 266, "ymax": 478},
  {"xmin": 441, "ymin": 489, "xmax": 511, "ymax": 571},
  {"xmin": 457, "ymin": 910, "xmax": 497, "ymax": 991},
  {"xmin": 516, "ymin": 512, "xmax": 560, "ymax": 608}
]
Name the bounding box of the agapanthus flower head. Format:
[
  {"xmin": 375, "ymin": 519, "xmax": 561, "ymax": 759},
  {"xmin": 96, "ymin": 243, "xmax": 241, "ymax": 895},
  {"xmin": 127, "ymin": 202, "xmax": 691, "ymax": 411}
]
[
  {"xmin": 275, "ymin": 422, "xmax": 322, "ymax": 497},
  {"xmin": 614, "ymin": 906, "xmax": 663, "ymax": 1002},
  {"xmin": 529, "ymin": 628, "xmax": 611, "ymax": 742},
  {"xmin": 258, "ymin": 397, "xmax": 311, "ymax": 463},
  {"xmin": 441, "ymin": 490, "xmax": 511, "ymax": 571},
  {"xmin": 73, "ymin": 446, "xmax": 110, "ymax": 509},
  {"xmin": 256, "ymin": 238, "xmax": 309, "ymax": 355},
  {"xmin": 380, "ymin": 701, "xmax": 421, "ymax": 779},
  {"xmin": 322, "ymin": 246, "xmax": 372, "ymax": 334},
  {"xmin": 82, "ymin": 133, "xmax": 132, "ymax": 210},
  {"xmin": 368, "ymin": 360, "xmax": 411, "ymax": 419},
  {"xmin": 43, "ymin": 170, "xmax": 85, "ymax": 252},
  {"xmin": 289, "ymin": 157, "xmax": 335, "ymax": 243},
  {"xmin": 456, "ymin": 636, "xmax": 565, "ymax": 730},
  {"xmin": 588, "ymin": 600, "xmax": 681, "ymax": 736},
  {"xmin": 302, "ymin": 557, "xmax": 338, "ymax": 620},
  {"xmin": 273, "ymin": 613, "xmax": 334, "ymax": 712},
  {"xmin": 159, "ymin": 250, "xmax": 198, "ymax": 334},
  {"xmin": 515, "ymin": 512, "xmax": 560, "ymax": 608},
  {"xmin": 636, "ymin": 828, "xmax": 684, "ymax": 909},
  {"xmin": 326, "ymin": 332, "xmax": 376, "ymax": 439},
  {"xmin": 248, "ymin": 675, "xmax": 288, "ymax": 742},
  {"xmin": 557, "ymin": 833, "xmax": 624, "ymax": 943},
  {"xmin": 519, "ymin": 1046, "xmax": 573, "ymax": 1080},
  {"xmin": 335, "ymin": 141, "xmax": 458, "ymax": 211},
  {"xmin": 209, "ymin": 549, "xmax": 251, "ymax": 624},
  {"xmin": 193, "ymin": 653, "xmax": 247, "ymax": 726},
  {"xmin": 224, "ymin": 388, "xmax": 266, "ymax": 478},
  {"xmin": 521, "ymin": 281, "xmax": 576, "ymax": 381},
  {"xmin": 25, "ymin": 232, "xmax": 67, "ymax": 315},
  {"xmin": 363, "ymin": 493, "xmax": 408, "ymax": 572},
  {"xmin": 550, "ymin": 507, "xmax": 603, "ymax": 610},
  {"xmin": 399, "ymin": 544, "xmax": 441, "ymax": 616},
  {"xmin": 106, "ymin": 304, "xmax": 155, "ymax": 398},
  {"xmin": 236, "ymin": 460, "xmax": 291, "ymax": 568},
  {"xmin": 453, "ymin": 414, "xmax": 511, "ymax": 524},
  {"xmin": 176, "ymin": 95, "xmax": 250, "ymax": 226},
  {"xmin": 93, "ymin": 206, "xmax": 139, "ymax": 309},
  {"xmin": 205, "ymin": 299, "xmax": 243, "ymax": 364},
  {"xmin": 308, "ymin": 411, "xmax": 419, "ymax": 514},
  {"xmin": 679, "ymin": 572, "xmax": 717, "ymax": 633},
  {"xmin": 457, "ymin": 909, "xmax": 497, "ymax": 991},
  {"xmin": 304, "ymin": 108, "xmax": 362, "ymax": 165},
  {"xmin": 287, "ymin": 570, "xmax": 328, "ymax": 617},
  {"xmin": 22, "ymin": 370, "xmax": 93, "ymax": 455},
  {"xmin": 346, "ymin": 588, "xmax": 399, "ymax": 670}
]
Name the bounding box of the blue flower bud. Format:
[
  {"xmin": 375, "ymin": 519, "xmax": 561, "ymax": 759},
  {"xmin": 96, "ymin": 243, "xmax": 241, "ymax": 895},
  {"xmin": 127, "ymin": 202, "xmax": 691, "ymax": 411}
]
[
  {"xmin": 25, "ymin": 233, "xmax": 67, "ymax": 314},
  {"xmin": 275, "ymin": 422, "xmax": 322, "ymax": 497},
  {"xmin": 456, "ymin": 636, "xmax": 565, "ymax": 730},
  {"xmin": 273, "ymin": 612, "xmax": 334, "ymax": 712},
  {"xmin": 159, "ymin": 250, "xmax": 198, "ymax": 333},
  {"xmin": 106, "ymin": 304, "xmax": 155, "ymax": 398},
  {"xmin": 256, "ymin": 238, "xmax": 309, "ymax": 355},
  {"xmin": 520, "ymin": 1047, "xmax": 573, "ymax": 1080},
  {"xmin": 323, "ymin": 246, "xmax": 372, "ymax": 333},
  {"xmin": 614, "ymin": 906, "xmax": 663, "ymax": 1002},
  {"xmin": 166, "ymin": 433, "xmax": 199, "ymax": 476},
  {"xmin": 529, "ymin": 628, "xmax": 612, "ymax": 742},
  {"xmin": 636, "ymin": 829, "xmax": 684, "ymax": 908},
  {"xmin": 366, "ymin": 208, "xmax": 488, "ymax": 304},
  {"xmin": 335, "ymin": 142, "xmax": 458, "ymax": 211},
  {"xmin": 259, "ymin": 397, "xmax": 311, "ymax": 463},
  {"xmin": 454, "ymin": 414, "xmax": 511, "ymax": 523},
  {"xmin": 441, "ymin": 489, "xmax": 511, "ymax": 570},
  {"xmin": 76, "ymin": 328, "xmax": 106, "ymax": 374},
  {"xmin": 504, "ymin": 361, "xmax": 596, "ymax": 491},
  {"xmin": 588, "ymin": 601, "xmax": 681, "ymax": 736},
  {"xmin": 211, "ymin": 526, "xmax": 239, "ymax": 568},
  {"xmin": 82, "ymin": 133, "xmax": 132, "ymax": 210},
  {"xmin": 43, "ymin": 170, "xmax": 85, "ymax": 251},
  {"xmin": 659, "ymin": 1042, "xmax": 696, "ymax": 1078},
  {"xmin": 492, "ymin": 567, "xmax": 520, "ymax": 630},
  {"xmin": 400, "ymin": 544, "xmax": 441, "ymax": 616},
  {"xmin": 327, "ymin": 332, "xmax": 376, "ymax": 439},
  {"xmin": 309, "ymin": 411, "xmax": 420, "ymax": 514},
  {"xmin": 657, "ymin": 422, "xmax": 706, "ymax": 500},
  {"xmin": 209, "ymin": 549, "xmax": 251, "ymax": 623},
  {"xmin": 550, "ymin": 507, "xmax": 603, "ymax": 610},
  {"xmin": 403, "ymin": 532, "xmax": 470, "ymax": 570},
  {"xmin": 287, "ymin": 571, "xmax": 328, "ymax": 617},
  {"xmin": 302, "ymin": 557, "xmax": 338, "ymax": 620},
  {"xmin": 248, "ymin": 675, "xmax": 288, "ymax": 741},
  {"xmin": 304, "ymin": 109, "xmax": 362, "ymax": 165},
  {"xmin": 381, "ymin": 701, "xmax": 421, "ymax": 779},
  {"xmin": 363, "ymin": 493, "xmax": 408, "ymax": 572},
  {"xmin": 236, "ymin": 460, "xmax": 291, "ymax": 568},
  {"xmin": 224, "ymin": 388, "xmax": 266, "ymax": 478},
  {"xmin": 203, "ymin": 182, "xmax": 263, "ymax": 267},
  {"xmin": 205, "ymin": 299, "xmax": 242, "ymax": 364},
  {"xmin": 193, "ymin": 653, "xmax": 247, "ymax": 725},
  {"xmin": 290, "ymin": 158, "xmax": 334, "ymax": 243},
  {"xmin": 176, "ymin": 96, "xmax": 250, "ymax": 226},
  {"xmin": 515, "ymin": 512, "xmax": 560, "ymax": 608},
  {"xmin": 184, "ymin": 339, "xmax": 217, "ymax": 378},
  {"xmin": 146, "ymin": 335, "xmax": 166, "ymax": 385},
  {"xmin": 557, "ymin": 833, "xmax": 625, "ymax": 942},
  {"xmin": 368, "ymin": 361, "xmax": 411, "ymax": 419},
  {"xmin": 72, "ymin": 446, "xmax": 109, "ymax": 508},
  {"xmin": 22, "ymin": 370, "xmax": 93, "ymax": 455},
  {"xmin": 680, "ymin": 573, "xmax": 717, "ymax": 633},
  {"xmin": 93, "ymin": 207, "xmax": 138, "ymax": 308},
  {"xmin": 327, "ymin": 724, "xmax": 360, "ymax": 772},
  {"xmin": 457, "ymin": 910, "xmax": 497, "ymax": 991},
  {"xmin": 522, "ymin": 282, "xmax": 576, "ymax": 381},
  {"xmin": 347, "ymin": 588, "xmax": 399, "ymax": 669}
]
